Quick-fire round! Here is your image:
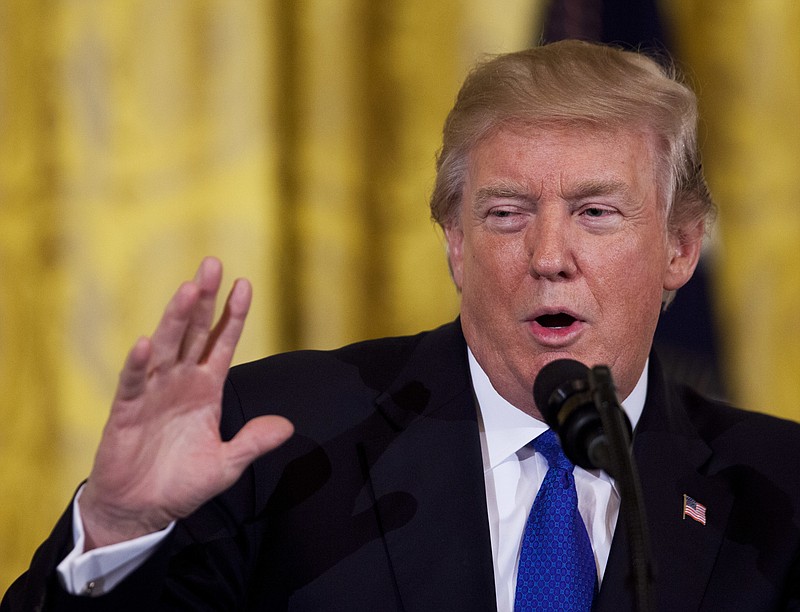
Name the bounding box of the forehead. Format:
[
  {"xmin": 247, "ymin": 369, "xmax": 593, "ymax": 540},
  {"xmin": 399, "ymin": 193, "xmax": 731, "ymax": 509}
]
[{"xmin": 465, "ymin": 122, "xmax": 660, "ymax": 198}]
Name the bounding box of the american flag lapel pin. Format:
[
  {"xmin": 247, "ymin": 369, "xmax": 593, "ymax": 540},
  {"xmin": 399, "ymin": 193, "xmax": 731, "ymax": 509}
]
[{"xmin": 683, "ymin": 494, "xmax": 707, "ymax": 525}]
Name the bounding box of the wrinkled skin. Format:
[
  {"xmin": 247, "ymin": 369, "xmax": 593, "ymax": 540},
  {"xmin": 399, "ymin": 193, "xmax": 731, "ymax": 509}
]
[
  {"xmin": 79, "ymin": 258, "xmax": 294, "ymax": 549},
  {"xmin": 445, "ymin": 124, "xmax": 704, "ymax": 419}
]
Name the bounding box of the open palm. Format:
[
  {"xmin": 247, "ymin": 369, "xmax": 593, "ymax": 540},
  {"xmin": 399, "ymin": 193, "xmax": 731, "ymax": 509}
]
[{"xmin": 79, "ymin": 258, "xmax": 293, "ymax": 549}]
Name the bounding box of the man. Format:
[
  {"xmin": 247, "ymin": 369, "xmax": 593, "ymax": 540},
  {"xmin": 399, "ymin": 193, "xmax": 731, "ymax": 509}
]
[{"xmin": 4, "ymin": 40, "xmax": 800, "ymax": 611}]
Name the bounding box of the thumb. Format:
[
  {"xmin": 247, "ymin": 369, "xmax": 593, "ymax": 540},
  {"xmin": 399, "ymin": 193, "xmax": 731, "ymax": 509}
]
[{"xmin": 222, "ymin": 415, "xmax": 294, "ymax": 481}]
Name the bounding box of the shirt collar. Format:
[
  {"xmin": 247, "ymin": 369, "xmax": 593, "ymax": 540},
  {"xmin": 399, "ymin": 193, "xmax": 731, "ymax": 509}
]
[{"xmin": 469, "ymin": 348, "xmax": 648, "ymax": 472}]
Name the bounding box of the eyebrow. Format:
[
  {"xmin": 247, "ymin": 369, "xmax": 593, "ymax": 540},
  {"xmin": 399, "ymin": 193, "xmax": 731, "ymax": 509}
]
[
  {"xmin": 473, "ymin": 181, "xmax": 535, "ymax": 208},
  {"xmin": 473, "ymin": 178, "xmax": 632, "ymax": 209},
  {"xmin": 563, "ymin": 179, "xmax": 632, "ymax": 202}
]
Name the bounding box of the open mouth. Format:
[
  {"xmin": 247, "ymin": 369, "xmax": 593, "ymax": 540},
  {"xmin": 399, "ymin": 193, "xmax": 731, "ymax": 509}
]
[{"xmin": 535, "ymin": 313, "xmax": 578, "ymax": 329}]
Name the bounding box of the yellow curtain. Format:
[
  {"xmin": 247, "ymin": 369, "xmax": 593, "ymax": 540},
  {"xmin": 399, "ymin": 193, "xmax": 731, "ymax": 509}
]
[
  {"xmin": 665, "ymin": 1, "xmax": 800, "ymax": 420},
  {"xmin": 6, "ymin": 0, "xmax": 799, "ymax": 592},
  {"xmin": 0, "ymin": 0, "xmax": 544, "ymax": 592},
  {"xmin": 0, "ymin": 0, "xmax": 284, "ymax": 586}
]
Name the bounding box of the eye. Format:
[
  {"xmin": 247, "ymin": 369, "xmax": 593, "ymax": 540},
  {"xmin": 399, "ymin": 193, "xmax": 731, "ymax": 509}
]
[
  {"xmin": 491, "ymin": 209, "xmax": 516, "ymax": 218},
  {"xmin": 575, "ymin": 203, "xmax": 623, "ymax": 233},
  {"xmin": 484, "ymin": 207, "xmax": 528, "ymax": 232},
  {"xmin": 581, "ymin": 206, "xmax": 610, "ymax": 218}
]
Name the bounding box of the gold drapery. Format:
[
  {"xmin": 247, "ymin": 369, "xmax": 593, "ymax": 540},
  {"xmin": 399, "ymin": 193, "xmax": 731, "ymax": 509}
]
[
  {"xmin": 1, "ymin": 1, "xmax": 287, "ymax": 585},
  {"xmin": 0, "ymin": 0, "xmax": 543, "ymax": 591},
  {"xmin": 4, "ymin": 0, "xmax": 799, "ymax": 592},
  {"xmin": 665, "ymin": 1, "xmax": 800, "ymax": 419}
]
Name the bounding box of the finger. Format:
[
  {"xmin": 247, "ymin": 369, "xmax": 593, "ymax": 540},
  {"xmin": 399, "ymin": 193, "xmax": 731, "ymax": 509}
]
[
  {"xmin": 114, "ymin": 336, "xmax": 152, "ymax": 403},
  {"xmin": 180, "ymin": 257, "xmax": 224, "ymax": 363},
  {"xmin": 222, "ymin": 415, "xmax": 294, "ymax": 482},
  {"xmin": 202, "ymin": 278, "xmax": 252, "ymax": 373},
  {"xmin": 148, "ymin": 280, "xmax": 201, "ymax": 371}
]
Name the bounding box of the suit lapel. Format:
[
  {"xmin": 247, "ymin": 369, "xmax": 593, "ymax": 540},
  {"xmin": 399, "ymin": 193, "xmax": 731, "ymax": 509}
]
[
  {"xmin": 354, "ymin": 329, "xmax": 741, "ymax": 611},
  {"xmin": 596, "ymin": 355, "xmax": 735, "ymax": 610},
  {"xmin": 358, "ymin": 322, "xmax": 497, "ymax": 611}
]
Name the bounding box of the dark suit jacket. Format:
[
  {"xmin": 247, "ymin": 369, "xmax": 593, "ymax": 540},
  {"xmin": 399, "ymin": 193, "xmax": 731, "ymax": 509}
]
[{"xmin": 5, "ymin": 321, "xmax": 800, "ymax": 610}]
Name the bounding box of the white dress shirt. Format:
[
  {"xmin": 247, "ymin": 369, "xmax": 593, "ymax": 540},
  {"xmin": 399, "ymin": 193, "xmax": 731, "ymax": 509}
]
[
  {"xmin": 57, "ymin": 486, "xmax": 174, "ymax": 595},
  {"xmin": 59, "ymin": 348, "xmax": 647, "ymax": 605},
  {"xmin": 469, "ymin": 349, "xmax": 646, "ymax": 612}
]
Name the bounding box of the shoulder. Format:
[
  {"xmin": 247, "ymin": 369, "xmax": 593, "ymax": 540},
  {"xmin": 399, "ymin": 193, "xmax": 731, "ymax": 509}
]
[
  {"xmin": 678, "ymin": 384, "xmax": 800, "ymax": 479},
  {"xmin": 228, "ymin": 321, "xmax": 460, "ymax": 394},
  {"xmin": 680, "ymin": 384, "xmax": 800, "ymax": 442},
  {"xmin": 220, "ymin": 320, "xmax": 466, "ymax": 436}
]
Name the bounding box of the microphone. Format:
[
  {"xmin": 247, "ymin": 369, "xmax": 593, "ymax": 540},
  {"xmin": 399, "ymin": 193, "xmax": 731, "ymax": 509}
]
[
  {"xmin": 533, "ymin": 358, "xmax": 632, "ymax": 474},
  {"xmin": 534, "ymin": 358, "xmax": 653, "ymax": 610}
]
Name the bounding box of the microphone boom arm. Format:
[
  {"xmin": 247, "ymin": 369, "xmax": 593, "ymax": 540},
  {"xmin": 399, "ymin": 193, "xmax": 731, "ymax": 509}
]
[{"xmin": 589, "ymin": 366, "xmax": 654, "ymax": 612}]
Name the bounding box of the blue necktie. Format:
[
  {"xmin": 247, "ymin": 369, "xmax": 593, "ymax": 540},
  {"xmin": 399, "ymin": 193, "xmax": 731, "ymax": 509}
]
[{"xmin": 514, "ymin": 429, "xmax": 596, "ymax": 611}]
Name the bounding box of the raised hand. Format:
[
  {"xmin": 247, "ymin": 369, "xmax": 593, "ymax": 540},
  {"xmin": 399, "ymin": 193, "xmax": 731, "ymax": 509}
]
[{"xmin": 78, "ymin": 257, "xmax": 294, "ymax": 550}]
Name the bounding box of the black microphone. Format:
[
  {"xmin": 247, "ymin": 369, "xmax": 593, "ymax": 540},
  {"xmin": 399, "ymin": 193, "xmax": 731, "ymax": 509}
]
[
  {"xmin": 533, "ymin": 358, "xmax": 631, "ymax": 473},
  {"xmin": 534, "ymin": 358, "xmax": 653, "ymax": 610}
]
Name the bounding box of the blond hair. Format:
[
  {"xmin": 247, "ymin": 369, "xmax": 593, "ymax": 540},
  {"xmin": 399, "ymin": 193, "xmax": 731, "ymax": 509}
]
[{"xmin": 431, "ymin": 40, "xmax": 714, "ymax": 237}]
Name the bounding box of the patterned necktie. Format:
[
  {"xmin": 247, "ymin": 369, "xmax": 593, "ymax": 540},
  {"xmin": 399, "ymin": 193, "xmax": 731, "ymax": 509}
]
[{"xmin": 514, "ymin": 429, "xmax": 596, "ymax": 611}]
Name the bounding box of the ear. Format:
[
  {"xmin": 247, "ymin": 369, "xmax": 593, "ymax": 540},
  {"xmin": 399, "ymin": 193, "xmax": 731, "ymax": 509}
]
[
  {"xmin": 444, "ymin": 222, "xmax": 465, "ymax": 291},
  {"xmin": 664, "ymin": 220, "xmax": 705, "ymax": 292}
]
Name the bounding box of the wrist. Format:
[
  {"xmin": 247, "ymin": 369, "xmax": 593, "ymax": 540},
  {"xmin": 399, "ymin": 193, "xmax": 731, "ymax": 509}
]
[{"xmin": 78, "ymin": 487, "xmax": 171, "ymax": 550}]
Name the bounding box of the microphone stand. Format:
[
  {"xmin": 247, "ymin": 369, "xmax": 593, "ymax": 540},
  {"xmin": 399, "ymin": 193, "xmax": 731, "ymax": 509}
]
[{"xmin": 589, "ymin": 366, "xmax": 655, "ymax": 612}]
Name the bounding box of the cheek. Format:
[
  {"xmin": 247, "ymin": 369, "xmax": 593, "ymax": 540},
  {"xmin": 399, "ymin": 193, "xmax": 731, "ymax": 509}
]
[
  {"xmin": 459, "ymin": 236, "xmax": 527, "ymax": 314},
  {"xmin": 465, "ymin": 239, "xmax": 526, "ymax": 293},
  {"xmin": 591, "ymin": 240, "xmax": 668, "ymax": 312}
]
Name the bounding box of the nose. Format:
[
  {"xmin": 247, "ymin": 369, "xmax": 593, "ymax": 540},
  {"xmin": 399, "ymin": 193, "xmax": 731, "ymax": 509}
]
[{"xmin": 526, "ymin": 210, "xmax": 577, "ymax": 280}]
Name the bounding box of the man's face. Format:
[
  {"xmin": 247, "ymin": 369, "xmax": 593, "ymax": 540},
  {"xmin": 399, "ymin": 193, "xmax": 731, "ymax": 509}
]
[{"xmin": 445, "ymin": 123, "xmax": 701, "ymax": 418}]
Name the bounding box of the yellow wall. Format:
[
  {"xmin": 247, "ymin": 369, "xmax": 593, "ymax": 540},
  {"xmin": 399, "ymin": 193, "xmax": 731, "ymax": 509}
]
[
  {"xmin": 665, "ymin": 1, "xmax": 800, "ymax": 418},
  {"xmin": 0, "ymin": 0, "xmax": 544, "ymax": 591},
  {"xmin": 3, "ymin": 0, "xmax": 799, "ymax": 593}
]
